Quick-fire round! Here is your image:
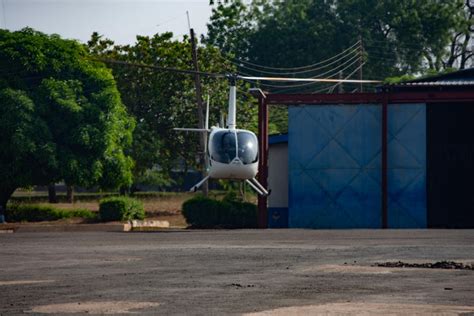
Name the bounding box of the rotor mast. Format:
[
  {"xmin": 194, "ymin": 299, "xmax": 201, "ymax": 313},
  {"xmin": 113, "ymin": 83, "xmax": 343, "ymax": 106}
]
[{"xmin": 227, "ymin": 76, "xmax": 237, "ymax": 130}]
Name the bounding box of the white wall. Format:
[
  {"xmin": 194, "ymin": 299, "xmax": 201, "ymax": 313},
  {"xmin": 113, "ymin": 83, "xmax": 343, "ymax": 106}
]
[{"xmin": 268, "ymin": 143, "xmax": 288, "ymax": 208}]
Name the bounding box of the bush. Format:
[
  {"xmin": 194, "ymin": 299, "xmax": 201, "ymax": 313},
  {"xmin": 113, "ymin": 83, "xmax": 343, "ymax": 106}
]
[
  {"xmin": 68, "ymin": 209, "xmax": 97, "ymax": 219},
  {"xmin": 182, "ymin": 195, "xmax": 257, "ymax": 229},
  {"xmin": 99, "ymin": 196, "xmax": 145, "ymax": 222},
  {"xmin": 5, "ymin": 204, "xmax": 96, "ymax": 222}
]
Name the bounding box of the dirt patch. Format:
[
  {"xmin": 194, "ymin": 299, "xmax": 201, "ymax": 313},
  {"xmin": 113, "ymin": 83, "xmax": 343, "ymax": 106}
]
[
  {"xmin": 29, "ymin": 301, "xmax": 160, "ymax": 314},
  {"xmin": 374, "ymin": 261, "xmax": 474, "ymax": 270},
  {"xmin": 299, "ymin": 264, "xmax": 395, "ymax": 274},
  {"xmin": 0, "ymin": 280, "xmax": 55, "ymax": 286},
  {"xmin": 244, "ymin": 302, "xmax": 474, "ymax": 315}
]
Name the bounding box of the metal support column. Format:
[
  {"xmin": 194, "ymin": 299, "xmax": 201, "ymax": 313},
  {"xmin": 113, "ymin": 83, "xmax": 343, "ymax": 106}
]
[
  {"xmin": 257, "ymin": 94, "xmax": 268, "ymax": 229},
  {"xmin": 381, "ymin": 95, "xmax": 388, "ymax": 228}
]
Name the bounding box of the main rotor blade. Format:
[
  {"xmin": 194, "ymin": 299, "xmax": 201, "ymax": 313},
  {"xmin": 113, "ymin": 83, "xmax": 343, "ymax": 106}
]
[
  {"xmin": 91, "ymin": 58, "xmax": 382, "ymax": 83},
  {"xmin": 239, "ymin": 76, "xmax": 382, "ymax": 83},
  {"xmin": 92, "ymin": 58, "xmax": 227, "ymax": 79}
]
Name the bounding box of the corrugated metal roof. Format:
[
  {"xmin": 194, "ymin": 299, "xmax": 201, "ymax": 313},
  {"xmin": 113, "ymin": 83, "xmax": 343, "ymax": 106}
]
[
  {"xmin": 409, "ymin": 68, "xmax": 474, "ymax": 82},
  {"xmin": 384, "ymin": 68, "xmax": 474, "ymax": 89},
  {"xmin": 398, "ymin": 80, "xmax": 474, "ymax": 86}
]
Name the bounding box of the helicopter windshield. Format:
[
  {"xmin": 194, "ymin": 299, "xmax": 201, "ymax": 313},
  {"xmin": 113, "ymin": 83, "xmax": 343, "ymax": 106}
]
[{"xmin": 211, "ymin": 130, "xmax": 258, "ymax": 165}]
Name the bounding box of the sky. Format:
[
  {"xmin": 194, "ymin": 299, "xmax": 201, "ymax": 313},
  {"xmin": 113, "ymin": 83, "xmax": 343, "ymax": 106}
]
[{"xmin": 1, "ymin": 0, "xmax": 215, "ymax": 45}]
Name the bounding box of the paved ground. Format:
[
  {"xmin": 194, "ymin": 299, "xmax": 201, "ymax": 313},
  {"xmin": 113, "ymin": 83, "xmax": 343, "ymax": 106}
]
[{"xmin": 0, "ymin": 229, "xmax": 473, "ymax": 315}]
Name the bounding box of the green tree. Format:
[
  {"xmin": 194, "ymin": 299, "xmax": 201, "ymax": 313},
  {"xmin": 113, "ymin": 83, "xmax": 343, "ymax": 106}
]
[
  {"xmin": 87, "ymin": 32, "xmax": 257, "ymax": 187},
  {"xmin": 0, "ymin": 28, "xmax": 134, "ymax": 214},
  {"xmin": 205, "ymin": 0, "xmax": 255, "ymax": 57},
  {"xmin": 442, "ymin": 0, "xmax": 473, "ymax": 70},
  {"xmin": 206, "ymin": 0, "xmax": 469, "ymax": 80}
]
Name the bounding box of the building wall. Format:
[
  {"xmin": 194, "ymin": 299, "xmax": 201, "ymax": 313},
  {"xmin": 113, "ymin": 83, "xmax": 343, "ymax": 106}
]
[
  {"xmin": 387, "ymin": 103, "xmax": 427, "ymax": 228},
  {"xmin": 288, "ymin": 104, "xmax": 427, "ymax": 228},
  {"xmin": 268, "ymin": 142, "xmax": 288, "ymax": 228},
  {"xmin": 268, "ymin": 143, "xmax": 288, "ymax": 208}
]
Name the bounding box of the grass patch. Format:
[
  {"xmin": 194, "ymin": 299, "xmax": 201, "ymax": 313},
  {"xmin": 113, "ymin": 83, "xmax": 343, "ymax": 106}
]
[
  {"xmin": 10, "ymin": 192, "xmax": 120, "ymax": 204},
  {"xmin": 11, "ymin": 190, "xmax": 230, "ymax": 203}
]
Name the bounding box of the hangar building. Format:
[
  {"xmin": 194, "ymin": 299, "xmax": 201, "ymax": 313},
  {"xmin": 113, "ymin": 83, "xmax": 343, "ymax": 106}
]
[{"xmin": 265, "ymin": 68, "xmax": 474, "ymax": 229}]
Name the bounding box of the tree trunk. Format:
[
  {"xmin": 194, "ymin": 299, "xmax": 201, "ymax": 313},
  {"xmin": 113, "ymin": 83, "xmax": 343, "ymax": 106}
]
[
  {"xmin": 239, "ymin": 181, "xmax": 246, "ymax": 202},
  {"xmin": 48, "ymin": 183, "xmax": 58, "ymax": 203},
  {"xmin": 0, "ymin": 187, "xmax": 16, "ymax": 223},
  {"xmin": 66, "ymin": 185, "xmax": 74, "ymax": 204},
  {"xmin": 119, "ymin": 186, "xmax": 129, "ymax": 196}
]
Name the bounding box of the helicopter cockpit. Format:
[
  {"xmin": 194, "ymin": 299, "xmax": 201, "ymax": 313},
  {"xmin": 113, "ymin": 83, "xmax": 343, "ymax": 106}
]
[{"xmin": 210, "ymin": 130, "xmax": 258, "ymax": 165}]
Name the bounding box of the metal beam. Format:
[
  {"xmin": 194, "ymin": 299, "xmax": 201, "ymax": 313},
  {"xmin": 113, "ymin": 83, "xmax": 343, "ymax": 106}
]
[
  {"xmin": 257, "ymin": 95, "xmax": 269, "ymax": 229},
  {"xmin": 381, "ymin": 95, "xmax": 388, "ymax": 229},
  {"xmin": 266, "ymin": 91, "xmax": 474, "ymax": 105}
]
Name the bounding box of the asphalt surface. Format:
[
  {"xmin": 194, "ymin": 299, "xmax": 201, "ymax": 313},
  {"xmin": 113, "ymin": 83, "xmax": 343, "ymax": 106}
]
[{"xmin": 1, "ymin": 229, "xmax": 473, "ymax": 315}]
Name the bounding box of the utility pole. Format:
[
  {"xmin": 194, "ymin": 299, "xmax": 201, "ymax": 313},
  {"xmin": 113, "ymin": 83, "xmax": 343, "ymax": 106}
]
[
  {"xmin": 358, "ymin": 35, "xmax": 363, "ymax": 93},
  {"xmin": 189, "ymin": 24, "xmax": 209, "ymax": 196}
]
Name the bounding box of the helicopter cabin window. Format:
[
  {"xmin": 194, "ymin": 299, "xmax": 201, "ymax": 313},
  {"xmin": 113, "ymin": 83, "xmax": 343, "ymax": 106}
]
[
  {"xmin": 211, "ymin": 130, "xmax": 237, "ymax": 163},
  {"xmin": 237, "ymin": 131, "xmax": 258, "ymax": 164},
  {"xmin": 211, "ymin": 130, "xmax": 258, "ymax": 164}
]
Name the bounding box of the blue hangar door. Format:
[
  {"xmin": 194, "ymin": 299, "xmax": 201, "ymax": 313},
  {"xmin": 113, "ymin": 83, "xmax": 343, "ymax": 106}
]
[{"xmin": 288, "ymin": 104, "xmax": 426, "ymax": 228}]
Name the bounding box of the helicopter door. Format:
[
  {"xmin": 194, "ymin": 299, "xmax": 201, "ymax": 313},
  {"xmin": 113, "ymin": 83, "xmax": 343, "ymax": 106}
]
[{"xmin": 211, "ymin": 130, "xmax": 237, "ymax": 163}]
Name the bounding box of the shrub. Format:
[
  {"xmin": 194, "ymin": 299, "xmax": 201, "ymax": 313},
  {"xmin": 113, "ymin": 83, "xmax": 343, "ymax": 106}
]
[
  {"xmin": 68, "ymin": 209, "xmax": 97, "ymax": 219},
  {"xmin": 6, "ymin": 204, "xmax": 60, "ymax": 222},
  {"xmin": 5, "ymin": 204, "xmax": 96, "ymax": 222},
  {"xmin": 182, "ymin": 195, "xmax": 257, "ymax": 229},
  {"xmin": 99, "ymin": 196, "xmax": 145, "ymax": 222}
]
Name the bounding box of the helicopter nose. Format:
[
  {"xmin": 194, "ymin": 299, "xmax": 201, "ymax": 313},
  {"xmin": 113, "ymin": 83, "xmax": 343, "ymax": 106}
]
[{"xmin": 231, "ymin": 158, "xmax": 243, "ymax": 165}]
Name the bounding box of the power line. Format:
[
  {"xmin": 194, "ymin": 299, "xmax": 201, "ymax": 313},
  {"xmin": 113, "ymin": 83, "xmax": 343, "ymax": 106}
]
[
  {"xmin": 325, "ymin": 62, "xmax": 366, "ymax": 94},
  {"xmin": 2, "ymin": 57, "xmax": 382, "ymax": 93},
  {"xmin": 232, "ymin": 41, "xmax": 361, "ymax": 71},
  {"xmin": 92, "ymin": 58, "xmax": 227, "ymax": 79},
  {"xmin": 232, "ymin": 47, "xmax": 360, "ymax": 76},
  {"xmin": 241, "ymin": 56, "xmax": 366, "ymax": 89},
  {"xmin": 237, "ymin": 52, "xmax": 362, "ymax": 86},
  {"xmin": 93, "ymin": 57, "xmax": 383, "ymax": 84}
]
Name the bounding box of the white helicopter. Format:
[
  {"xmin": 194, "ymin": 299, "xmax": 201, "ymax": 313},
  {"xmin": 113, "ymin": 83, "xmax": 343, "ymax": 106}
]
[
  {"xmin": 98, "ymin": 59, "xmax": 381, "ymax": 196},
  {"xmin": 174, "ymin": 77, "xmax": 267, "ymax": 196},
  {"xmin": 174, "ymin": 75, "xmax": 381, "ymax": 196}
]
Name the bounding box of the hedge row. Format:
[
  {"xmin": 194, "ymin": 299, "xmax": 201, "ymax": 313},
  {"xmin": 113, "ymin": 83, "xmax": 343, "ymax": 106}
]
[
  {"xmin": 182, "ymin": 195, "xmax": 257, "ymax": 228},
  {"xmin": 5, "ymin": 205, "xmax": 96, "ymax": 222},
  {"xmin": 6, "ymin": 197, "xmax": 145, "ymax": 222},
  {"xmin": 11, "ymin": 190, "xmax": 228, "ymax": 204}
]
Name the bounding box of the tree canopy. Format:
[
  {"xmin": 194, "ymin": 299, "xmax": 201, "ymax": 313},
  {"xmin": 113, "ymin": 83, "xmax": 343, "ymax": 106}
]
[
  {"xmin": 0, "ymin": 28, "xmax": 135, "ymax": 209},
  {"xmin": 205, "ymin": 0, "xmax": 472, "ymax": 92}
]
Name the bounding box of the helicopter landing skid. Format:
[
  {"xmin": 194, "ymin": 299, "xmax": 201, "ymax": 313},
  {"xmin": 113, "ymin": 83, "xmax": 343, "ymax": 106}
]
[
  {"xmin": 245, "ymin": 178, "xmax": 270, "ymax": 197},
  {"xmin": 189, "ymin": 175, "xmax": 210, "ymax": 192}
]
